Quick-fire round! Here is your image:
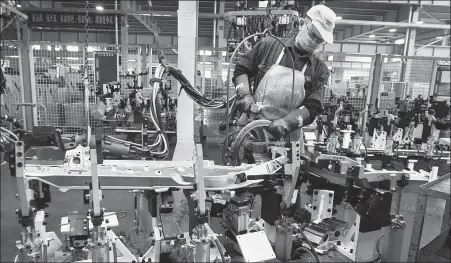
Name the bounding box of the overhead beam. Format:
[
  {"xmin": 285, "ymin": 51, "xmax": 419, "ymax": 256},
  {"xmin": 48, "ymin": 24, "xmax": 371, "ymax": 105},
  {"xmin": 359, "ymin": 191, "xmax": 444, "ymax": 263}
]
[
  {"xmin": 21, "ymin": 7, "xmax": 222, "ymax": 18},
  {"xmin": 336, "ymin": 19, "xmax": 451, "ymax": 29},
  {"xmin": 1, "ymin": 2, "xmax": 28, "ymax": 19},
  {"xmin": 420, "ymin": 8, "xmax": 447, "ymax": 24},
  {"xmin": 357, "ymin": 0, "xmax": 451, "ymax": 7},
  {"xmin": 329, "ymin": 7, "xmax": 387, "ymax": 15}
]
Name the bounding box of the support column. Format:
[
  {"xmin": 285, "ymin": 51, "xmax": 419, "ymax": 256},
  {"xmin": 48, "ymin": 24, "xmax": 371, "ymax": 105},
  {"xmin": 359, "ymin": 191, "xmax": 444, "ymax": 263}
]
[
  {"xmin": 120, "ymin": 0, "xmax": 129, "ymax": 74},
  {"xmin": 17, "ymin": 21, "xmax": 37, "ymax": 129},
  {"xmin": 140, "ymin": 45, "xmax": 148, "ymax": 86},
  {"xmin": 173, "ymin": 1, "xmax": 198, "ymax": 161},
  {"xmin": 401, "ymin": 6, "xmax": 419, "ymax": 82},
  {"xmin": 216, "ymin": 0, "xmax": 226, "ymax": 86},
  {"xmin": 369, "ymin": 54, "xmax": 383, "ymax": 113}
]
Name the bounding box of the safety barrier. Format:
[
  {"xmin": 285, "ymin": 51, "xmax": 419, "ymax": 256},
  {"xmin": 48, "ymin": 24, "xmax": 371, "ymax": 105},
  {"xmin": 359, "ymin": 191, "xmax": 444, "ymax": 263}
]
[
  {"xmin": 1, "ymin": 45, "xmax": 23, "ymax": 129},
  {"xmin": 377, "ymin": 55, "xmax": 450, "ymax": 112},
  {"xmin": 2, "ymin": 41, "xmax": 449, "ymax": 140}
]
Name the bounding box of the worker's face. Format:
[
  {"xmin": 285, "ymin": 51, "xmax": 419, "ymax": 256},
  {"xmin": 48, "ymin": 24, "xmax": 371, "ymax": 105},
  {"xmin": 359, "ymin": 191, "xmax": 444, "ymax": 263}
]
[{"xmin": 295, "ymin": 17, "xmax": 325, "ymax": 53}]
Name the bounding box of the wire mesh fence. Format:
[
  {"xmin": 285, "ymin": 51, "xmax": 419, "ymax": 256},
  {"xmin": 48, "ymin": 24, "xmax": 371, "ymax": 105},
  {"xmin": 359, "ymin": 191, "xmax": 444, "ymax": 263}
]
[
  {"xmin": 197, "ymin": 50, "xmax": 230, "ymax": 142},
  {"xmin": 30, "ymin": 43, "xmax": 172, "ymax": 135},
  {"xmin": 322, "ymin": 54, "xmax": 374, "ymax": 111},
  {"xmin": 10, "ymin": 41, "xmax": 450, "ymax": 143},
  {"xmin": 1, "ymin": 44, "xmax": 23, "ymax": 129},
  {"xmin": 378, "ymin": 56, "xmax": 447, "ymax": 112}
]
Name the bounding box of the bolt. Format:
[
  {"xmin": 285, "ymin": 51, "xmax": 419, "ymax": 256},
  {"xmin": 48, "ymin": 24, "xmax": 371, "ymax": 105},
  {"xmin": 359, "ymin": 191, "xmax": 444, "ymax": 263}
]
[
  {"xmin": 314, "ymin": 191, "xmax": 318, "ymax": 195},
  {"xmin": 327, "ymin": 208, "xmax": 331, "ymax": 212},
  {"xmin": 313, "ymin": 206, "xmax": 317, "ymax": 210},
  {"xmin": 329, "ymin": 193, "xmax": 333, "ymax": 197}
]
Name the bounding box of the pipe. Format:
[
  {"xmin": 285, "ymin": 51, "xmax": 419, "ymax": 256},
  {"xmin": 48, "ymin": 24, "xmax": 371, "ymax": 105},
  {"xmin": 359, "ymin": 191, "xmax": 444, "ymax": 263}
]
[
  {"xmin": 213, "ymin": 0, "xmax": 217, "ymax": 48},
  {"xmin": 115, "ymin": 0, "xmax": 119, "ymax": 81},
  {"xmin": 335, "ymin": 19, "xmax": 451, "ymax": 30},
  {"xmin": 402, "ymin": 6, "xmax": 413, "ymax": 58}
]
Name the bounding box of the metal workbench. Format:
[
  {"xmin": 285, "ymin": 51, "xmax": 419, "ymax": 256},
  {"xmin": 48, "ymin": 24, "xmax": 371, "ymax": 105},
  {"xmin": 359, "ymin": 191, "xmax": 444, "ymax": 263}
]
[{"xmin": 407, "ymin": 174, "xmax": 451, "ymax": 262}]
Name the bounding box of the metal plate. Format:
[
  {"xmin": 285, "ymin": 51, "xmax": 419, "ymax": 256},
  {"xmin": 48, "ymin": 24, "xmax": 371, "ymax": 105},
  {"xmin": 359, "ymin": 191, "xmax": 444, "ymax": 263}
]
[{"xmin": 236, "ymin": 231, "xmax": 276, "ymax": 262}]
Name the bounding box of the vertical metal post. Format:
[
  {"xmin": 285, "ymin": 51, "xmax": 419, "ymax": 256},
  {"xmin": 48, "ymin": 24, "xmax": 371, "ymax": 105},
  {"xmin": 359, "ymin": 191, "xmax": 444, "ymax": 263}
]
[
  {"xmin": 141, "ymin": 45, "xmax": 148, "ymax": 87},
  {"xmin": 120, "ymin": 0, "xmax": 129, "ymax": 74},
  {"xmin": 429, "ymin": 59, "xmax": 438, "ymax": 97},
  {"xmin": 90, "ymin": 149, "xmax": 101, "ymax": 217},
  {"xmin": 400, "ymin": 6, "xmax": 412, "ymax": 83},
  {"xmin": 202, "ymin": 52, "xmax": 206, "ymax": 94},
  {"xmin": 407, "ymin": 191, "xmax": 427, "ymax": 262},
  {"xmin": 115, "ymin": 0, "xmax": 119, "ymax": 81},
  {"xmin": 216, "ymin": 0, "xmax": 226, "ymax": 87},
  {"xmin": 213, "ymin": 0, "xmax": 217, "ymax": 49},
  {"xmin": 195, "ymin": 144, "xmax": 206, "ymax": 216},
  {"xmin": 16, "ymin": 21, "xmax": 37, "ymax": 130},
  {"xmin": 369, "ymin": 54, "xmax": 383, "ymax": 114},
  {"xmin": 401, "ymin": 6, "xmax": 419, "ymax": 82},
  {"xmin": 149, "ymin": 47, "xmax": 153, "ymax": 71},
  {"xmin": 173, "ymin": 0, "xmax": 198, "ymax": 161},
  {"xmin": 363, "ymin": 56, "xmax": 376, "ymax": 142}
]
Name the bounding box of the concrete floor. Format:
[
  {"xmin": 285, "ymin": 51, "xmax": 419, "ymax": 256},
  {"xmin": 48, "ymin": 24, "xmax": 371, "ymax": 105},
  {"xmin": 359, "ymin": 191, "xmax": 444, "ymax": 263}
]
[{"xmin": 1, "ymin": 143, "xmax": 449, "ymax": 262}]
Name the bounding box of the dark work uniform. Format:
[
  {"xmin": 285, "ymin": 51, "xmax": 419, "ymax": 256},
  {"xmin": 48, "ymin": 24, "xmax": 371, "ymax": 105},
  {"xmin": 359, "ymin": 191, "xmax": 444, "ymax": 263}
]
[{"xmin": 233, "ymin": 36, "xmax": 330, "ymax": 126}]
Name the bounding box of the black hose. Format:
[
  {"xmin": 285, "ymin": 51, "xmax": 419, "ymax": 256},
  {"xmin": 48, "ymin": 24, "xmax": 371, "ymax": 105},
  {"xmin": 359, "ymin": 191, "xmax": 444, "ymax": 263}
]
[
  {"xmin": 297, "ymin": 230, "xmax": 320, "ymax": 262},
  {"xmin": 292, "ymin": 247, "xmax": 319, "ymax": 262},
  {"xmin": 0, "ymin": 114, "xmax": 23, "ymax": 129},
  {"xmin": 213, "ymin": 238, "xmax": 227, "ymax": 263}
]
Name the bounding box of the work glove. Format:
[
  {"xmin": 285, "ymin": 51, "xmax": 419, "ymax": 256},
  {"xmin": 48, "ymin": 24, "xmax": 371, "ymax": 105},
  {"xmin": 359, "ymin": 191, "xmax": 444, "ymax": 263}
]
[
  {"xmin": 236, "ymin": 94, "xmax": 256, "ymax": 113},
  {"xmin": 267, "ymin": 119, "xmax": 289, "ymax": 140},
  {"xmin": 268, "ymin": 106, "xmax": 312, "ymax": 140}
]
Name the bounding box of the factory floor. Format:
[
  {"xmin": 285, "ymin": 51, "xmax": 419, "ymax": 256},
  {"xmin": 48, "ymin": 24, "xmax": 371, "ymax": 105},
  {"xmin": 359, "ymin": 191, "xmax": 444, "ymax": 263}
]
[{"xmin": 1, "ymin": 143, "xmax": 450, "ymax": 262}]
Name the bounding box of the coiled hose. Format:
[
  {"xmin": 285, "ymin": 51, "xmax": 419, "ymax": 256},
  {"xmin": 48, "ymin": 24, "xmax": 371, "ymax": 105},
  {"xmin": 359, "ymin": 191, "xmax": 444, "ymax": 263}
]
[
  {"xmin": 224, "ymin": 29, "xmax": 296, "ymax": 158},
  {"xmin": 229, "ymin": 119, "xmax": 271, "ymax": 165}
]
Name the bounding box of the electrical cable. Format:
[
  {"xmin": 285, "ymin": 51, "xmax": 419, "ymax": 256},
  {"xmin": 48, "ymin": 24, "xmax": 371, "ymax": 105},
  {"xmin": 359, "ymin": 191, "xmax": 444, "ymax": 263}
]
[
  {"xmin": 159, "ymin": 207, "xmax": 166, "ymax": 239},
  {"xmin": 292, "ymin": 247, "xmax": 319, "ymax": 262},
  {"xmin": 297, "ymin": 229, "xmax": 320, "ymax": 262},
  {"xmin": 376, "ymin": 234, "xmax": 385, "ymax": 259},
  {"xmin": 1, "ymin": 126, "xmax": 19, "ymax": 141},
  {"xmin": 408, "ymin": 135, "xmax": 420, "ymax": 155},
  {"xmin": 0, "ymin": 114, "xmax": 23, "ymax": 129}
]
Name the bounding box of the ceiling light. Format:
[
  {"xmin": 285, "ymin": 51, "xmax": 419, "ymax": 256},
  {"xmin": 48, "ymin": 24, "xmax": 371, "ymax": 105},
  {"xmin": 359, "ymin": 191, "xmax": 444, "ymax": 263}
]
[
  {"xmin": 336, "ymin": 16, "xmax": 342, "ymax": 20},
  {"xmin": 416, "ymin": 20, "xmax": 423, "ymax": 24},
  {"xmin": 16, "ymin": 4, "xmax": 21, "ymax": 8},
  {"xmin": 395, "ymin": 39, "xmax": 405, "ymax": 45},
  {"xmin": 436, "ymin": 36, "xmax": 444, "ymax": 40},
  {"xmin": 96, "ymin": 6, "xmax": 104, "ymax": 11},
  {"xmin": 369, "ymin": 34, "xmax": 376, "ymax": 38},
  {"xmin": 389, "ymin": 28, "xmax": 396, "ymax": 32}
]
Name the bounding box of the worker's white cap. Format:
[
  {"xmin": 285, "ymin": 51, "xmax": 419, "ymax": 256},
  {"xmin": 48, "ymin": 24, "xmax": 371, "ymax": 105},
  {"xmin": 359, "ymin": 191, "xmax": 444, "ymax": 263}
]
[{"xmin": 306, "ymin": 5, "xmax": 337, "ymax": 44}]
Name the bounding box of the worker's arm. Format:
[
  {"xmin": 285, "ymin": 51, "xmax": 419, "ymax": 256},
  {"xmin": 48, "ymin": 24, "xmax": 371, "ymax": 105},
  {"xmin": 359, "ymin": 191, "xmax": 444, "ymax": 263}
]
[
  {"xmin": 268, "ymin": 65, "xmax": 329, "ymax": 138},
  {"xmin": 232, "ymin": 40, "xmax": 265, "ymax": 97}
]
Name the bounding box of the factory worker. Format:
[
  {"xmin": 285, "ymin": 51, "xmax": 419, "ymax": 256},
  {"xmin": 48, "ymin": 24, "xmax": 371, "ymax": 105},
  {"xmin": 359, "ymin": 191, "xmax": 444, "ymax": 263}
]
[{"xmin": 233, "ymin": 5, "xmax": 336, "ymax": 140}]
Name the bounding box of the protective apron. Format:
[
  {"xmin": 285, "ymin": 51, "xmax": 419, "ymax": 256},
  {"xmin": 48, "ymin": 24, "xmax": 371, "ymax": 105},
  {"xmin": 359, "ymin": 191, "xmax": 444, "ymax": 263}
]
[{"xmin": 253, "ymin": 49, "xmax": 307, "ymax": 140}]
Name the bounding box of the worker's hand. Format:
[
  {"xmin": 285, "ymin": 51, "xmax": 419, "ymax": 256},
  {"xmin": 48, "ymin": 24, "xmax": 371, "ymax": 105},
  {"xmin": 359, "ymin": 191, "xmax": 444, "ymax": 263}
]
[
  {"xmin": 268, "ymin": 119, "xmax": 289, "ymax": 140},
  {"xmin": 236, "ymin": 94, "xmax": 256, "ymax": 113}
]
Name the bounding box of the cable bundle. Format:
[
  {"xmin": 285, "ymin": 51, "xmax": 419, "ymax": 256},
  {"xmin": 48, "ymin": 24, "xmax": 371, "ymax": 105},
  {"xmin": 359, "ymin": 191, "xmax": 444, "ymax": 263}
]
[{"xmin": 165, "ymin": 66, "xmax": 237, "ymax": 109}]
